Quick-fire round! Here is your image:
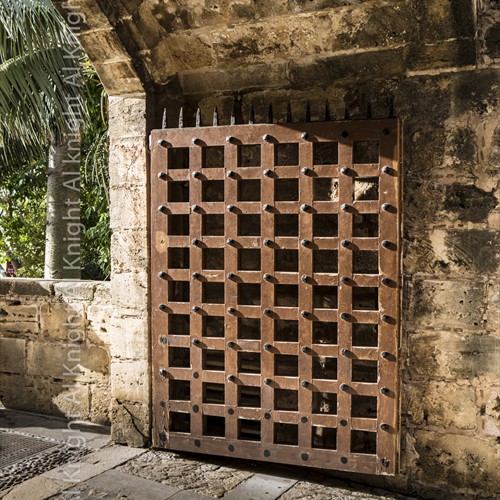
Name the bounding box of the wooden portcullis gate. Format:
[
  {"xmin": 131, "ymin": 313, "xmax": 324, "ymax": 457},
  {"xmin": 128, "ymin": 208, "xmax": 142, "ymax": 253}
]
[{"xmin": 150, "ymin": 115, "xmax": 401, "ymax": 475}]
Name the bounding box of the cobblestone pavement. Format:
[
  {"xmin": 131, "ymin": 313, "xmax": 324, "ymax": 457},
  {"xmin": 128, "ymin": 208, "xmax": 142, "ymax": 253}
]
[{"xmin": 1, "ymin": 411, "xmax": 418, "ymax": 500}]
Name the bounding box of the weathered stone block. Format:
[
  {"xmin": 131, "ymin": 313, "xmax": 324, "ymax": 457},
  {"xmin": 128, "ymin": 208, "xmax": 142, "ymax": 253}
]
[
  {"xmin": 90, "ymin": 384, "xmax": 112, "ymax": 425},
  {"xmin": 10, "ymin": 279, "xmax": 53, "ymax": 296},
  {"xmin": 0, "ymin": 303, "xmax": 37, "ymax": 322},
  {"xmin": 108, "ymin": 137, "xmax": 148, "ymax": 186},
  {"xmin": 52, "ymin": 384, "xmax": 91, "ymax": 419},
  {"xmin": 408, "ymin": 331, "xmax": 500, "ymax": 380},
  {"xmin": 111, "ymin": 360, "xmax": 149, "ymax": 404},
  {"xmin": 111, "ymin": 231, "xmax": 148, "ymax": 273},
  {"xmin": 40, "ymin": 302, "xmax": 86, "ymax": 341},
  {"xmin": 110, "ymin": 272, "xmax": 148, "ymax": 309},
  {"xmin": 109, "ymin": 315, "xmax": 148, "ymax": 360},
  {"xmin": 109, "ymin": 185, "xmax": 148, "ymax": 231},
  {"xmin": 93, "ymin": 60, "xmax": 144, "ymax": 96},
  {"xmin": 407, "ymin": 280, "xmax": 485, "ymax": 330},
  {"xmin": 413, "ymin": 430, "xmax": 499, "ymax": 495},
  {"xmin": 86, "ymin": 304, "xmax": 113, "ymax": 347},
  {"xmin": 79, "ymin": 29, "xmax": 131, "ymax": 65},
  {"xmin": 0, "ymin": 338, "xmax": 25, "ymax": 374},
  {"xmin": 0, "ymin": 321, "xmax": 39, "ymax": 335},
  {"xmin": 53, "ymin": 281, "xmax": 96, "ymax": 301},
  {"xmin": 110, "ymin": 399, "xmax": 149, "ymax": 447},
  {"xmin": 108, "ymin": 96, "xmax": 146, "ymax": 139},
  {"xmin": 443, "ymin": 184, "xmax": 497, "ymax": 223}
]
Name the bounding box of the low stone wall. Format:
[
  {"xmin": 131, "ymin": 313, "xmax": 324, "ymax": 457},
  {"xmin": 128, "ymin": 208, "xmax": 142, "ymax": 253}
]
[{"xmin": 0, "ymin": 279, "xmax": 111, "ymax": 425}]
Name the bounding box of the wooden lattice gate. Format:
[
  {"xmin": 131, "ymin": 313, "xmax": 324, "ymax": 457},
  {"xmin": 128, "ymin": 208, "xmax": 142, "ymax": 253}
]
[{"xmin": 150, "ymin": 117, "xmax": 401, "ymax": 475}]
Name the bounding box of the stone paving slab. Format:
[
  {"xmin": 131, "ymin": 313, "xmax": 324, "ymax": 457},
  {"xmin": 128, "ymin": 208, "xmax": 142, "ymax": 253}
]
[
  {"xmin": 43, "ymin": 445, "xmax": 146, "ymax": 484},
  {"xmin": 52, "ymin": 470, "xmax": 180, "ymax": 500},
  {"xmin": 0, "ymin": 409, "xmax": 53, "ymax": 430},
  {"xmin": 223, "ymin": 473, "xmax": 297, "ymax": 500},
  {"xmin": 0, "ymin": 477, "xmax": 67, "ymax": 500}
]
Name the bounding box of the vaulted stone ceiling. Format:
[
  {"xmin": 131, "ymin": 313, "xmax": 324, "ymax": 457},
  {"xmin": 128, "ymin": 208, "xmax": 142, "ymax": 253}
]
[{"xmin": 53, "ymin": 0, "xmax": 481, "ymax": 97}]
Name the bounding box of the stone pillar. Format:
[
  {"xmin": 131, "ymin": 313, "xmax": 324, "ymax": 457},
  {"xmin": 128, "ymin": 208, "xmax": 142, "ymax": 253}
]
[{"xmin": 108, "ymin": 94, "xmax": 150, "ymax": 446}]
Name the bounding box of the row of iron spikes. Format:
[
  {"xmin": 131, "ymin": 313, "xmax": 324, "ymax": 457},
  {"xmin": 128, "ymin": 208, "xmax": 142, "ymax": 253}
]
[{"xmin": 161, "ymin": 97, "xmax": 395, "ymax": 129}]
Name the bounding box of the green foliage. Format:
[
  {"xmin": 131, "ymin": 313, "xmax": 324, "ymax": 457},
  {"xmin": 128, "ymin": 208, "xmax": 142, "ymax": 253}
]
[{"xmin": 0, "ymin": 160, "xmax": 46, "ymax": 277}]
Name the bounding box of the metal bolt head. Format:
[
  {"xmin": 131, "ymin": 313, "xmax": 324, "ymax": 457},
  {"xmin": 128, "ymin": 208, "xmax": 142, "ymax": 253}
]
[
  {"xmin": 192, "ymin": 171, "xmax": 201, "ymax": 179},
  {"xmin": 381, "ymin": 314, "xmax": 390, "ymax": 323},
  {"xmin": 301, "ymin": 274, "xmax": 308, "ymax": 283},
  {"xmin": 301, "ymin": 167, "xmax": 311, "ymax": 175},
  {"xmin": 301, "ymin": 380, "xmax": 310, "ymax": 388},
  {"xmin": 159, "ymin": 304, "xmax": 167, "ymax": 312},
  {"xmin": 382, "ymin": 203, "xmax": 391, "ymax": 211},
  {"xmin": 340, "ymin": 276, "xmax": 349, "ymax": 284},
  {"xmin": 340, "ymin": 167, "xmax": 349, "ymax": 175},
  {"xmin": 380, "ymin": 423, "xmax": 390, "ymax": 431},
  {"xmin": 301, "ymin": 346, "xmax": 310, "ymax": 354},
  {"xmin": 227, "ymin": 375, "xmax": 236, "ymax": 382},
  {"xmin": 227, "ymin": 170, "xmax": 236, "ymax": 178},
  {"xmin": 382, "ymin": 166, "xmax": 391, "ymax": 174},
  {"xmin": 191, "ymin": 137, "xmax": 199, "ymax": 145},
  {"xmin": 264, "ymin": 377, "xmax": 272, "ymax": 385},
  {"xmin": 263, "ymin": 274, "xmax": 272, "ymax": 282},
  {"xmin": 380, "ymin": 387, "xmax": 390, "ymax": 395},
  {"xmin": 301, "ymin": 416, "xmax": 308, "ymax": 423},
  {"xmin": 341, "ymin": 203, "xmax": 349, "ymax": 212},
  {"xmin": 227, "ymin": 341, "xmax": 235, "ymax": 349},
  {"xmin": 227, "ymin": 273, "xmax": 236, "ymax": 281},
  {"xmin": 227, "ymin": 204, "xmax": 235, "ymax": 213},
  {"xmin": 160, "ymin": 336, "xmax": 168, "ymax": 345},
  {"xmin": 340, "ymin": 312, "xmax": 349, "ymax": 321},
  {"xmin": 228, "ymin": 307, "xmax": 236, "ymax": 314},
  {"xmin": 157, "ymin": 172, "xmax": 167, "ymax": 180},
  {"xmin": 192, "ymin": 338, "xmax": 201, "ymax": 346},
  {"xmin": 340, "ymin": 383, "xmax": 349, "ymax": 392},
  {"xmin": 300, "ymin": 204, "xmax": 311, "ymax": 212},
  {"xmin": 340, "ymin": 419, "xmax": 348, "ymax": 426},
  {"xmin": 159, "ymin": 369, "xmax": 167, "ymax": 377},
  {"xmin": 226, "ymin": 135, "xmax": 235, "ymax": 143},
  {"xmin": 192, "ymin": 306, "xmax": 200, "ymax": 313},
  {"xmin": 301, "ymin": 239, "xmax": 311, "ymax": 248},
  {"xmin": 263, "ymin": 309, "xmax": 272, "ymax": 317},
  {"xmin": 157, "ymin": 139, "xmax": 166, "ymax": 147},
  {"xmin": 158, "ymin": 271, "xmax": 167, "ymax": 279},
  {"xmin": 301, "ymin": 310, "xmax": 310, "ymax": 318},
  {"xmin": 192, "ymin": 238, "xmax": 200, "ymax": 246},
  {"xmin": 192, "ymin": 204, "xmax": 200, "ymax": 212},
  {"xmin": 227, "ymin": 238, "xmax": 235, "ymax": 245},
  {"xmin": 263, "ymin": 204, "xmax": 272, "ymax": 212},
  {"xmin": 341, "ymin": 456, "xmax": 348, "ymax": 464},
  {"xmin": 192, "ymin": 272, "xmax": 200, "ymax": 280},
  {"xmin": 341, "ymin": 240, "xmax": 349, "ymax": 248},
  {"xmin": 382, "ymin": 240, "xmax": 391, "ymax": 248},
  {"xmin": 263, "ymin": 169, "xmax": 272, "ymax": 177},
  {"xmin": 157, "ymin": 205, "xmax": 168, "ymax": 214},
  {"xmin": 301, "ymin": 132, "xmax": 309, "ymax": 140},
  {"xmin": 341, "ymin": 348, "xmax": 349, "ymax": 357},
  {"xmin": 381, "ymin": 277, "xmax": 391, "ymax": 286},
  {"xmin": 381, "ymin": 351, "xmax": 390, "ymax": 359},
  {"xmin": 263, "ymin": 134, "xmax": 272, "ymax": 142},
  {"xmin": 264, "ymin": 343, "xmax": 272, "ymax": 351},
  {"xmin": 263, "ymin": 239, "xmax": 272, "ymax": 247}
]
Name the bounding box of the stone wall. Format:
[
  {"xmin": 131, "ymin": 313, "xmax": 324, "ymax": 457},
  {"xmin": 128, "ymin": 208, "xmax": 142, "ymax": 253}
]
[
  {"xmin": 50, "ymin": 0, "xmax": 500, "ymax": 497},
  {"xmin": 0, "ymin": 279, "xmax": 111, "ymax": 425}
]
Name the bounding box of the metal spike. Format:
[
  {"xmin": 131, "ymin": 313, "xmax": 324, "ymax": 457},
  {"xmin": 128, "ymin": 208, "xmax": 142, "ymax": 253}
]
[
  {"xmin": 367, "ymin": 102, "xmax": 372, "ymax": 119},
  {"xmin": 213, "ymin": 106, "xmax": 219, "ymax": 126},
  {"xmin": 248, "ymin": 104, "xmax": 255, "ymax": 124},
  {"xmin": 178, "ymin": 106, "xmax": 184, "ymax": 128},
  {"xmin": 230, "ymin": 102, "xmax": 236, "ymax": 125},
  {"xmin": 324, "ymin": 100, "xmax": 330, "ymax": 121},
  {"xmin": 286, "ymin": 102, "xmax": 292, "ymax": 123},
  {"xmin": 344, "ymin": 107, "xmax": 350, "ymax": 120},
  {"xmin": 305, "ymin": 101, "xmax": 311, "ymax": 122},
  {"xmin": 267, "ymin": 104, "xmax": 273, "ymax": 124},
  {"xmin": 162, "ymin": 108, "xmax": 167, "ymax": 129},
  {"xmin": 195, "ymin": 107, "xmax": 201, "ymax": 127}
]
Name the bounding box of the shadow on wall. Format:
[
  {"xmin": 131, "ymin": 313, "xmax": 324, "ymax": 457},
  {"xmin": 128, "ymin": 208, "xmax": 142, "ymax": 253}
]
[{"xmin": 0, "ymin": 279, "xmax": 112, "ymax": 426}]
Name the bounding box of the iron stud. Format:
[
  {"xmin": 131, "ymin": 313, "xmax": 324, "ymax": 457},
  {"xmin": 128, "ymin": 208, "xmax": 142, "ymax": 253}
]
[
  {"xmin": 301, "ymin": 132, "xmax": 309, "ymax": 140},
  {"xmin": 157, "ymin": 172, "xmax": 167, "ymax": 180},
  {"xmin": 192, "ymin": 338, "xmax": 201, "ymax": 346},
  {"xmin": 263, "ymin": 169, "xmax": 272, "ymax": 177},
  {"xmin": 301, "ymin": 416, "xmax": 308, "ymax": 423},
  {"xmin": 227, "ymin": 170, "xmax": 236, "ymax": 179},
  {"xmin": 301, "ymin": 239, "xmax": 311, "ymax": 247},
  {"xmin": 381, "ymin": 314, "xmax": 390, "ymax": 323},
  {"xmin": 341, "ymin": 130, "xmax": 349, "ymax": 138},
  {"xmin": 159, "ymin": 304, "xmax": 167, "ymax": 312},
  {"xmin": 340, "ymin": 312, "xmax": 349, "ymax": 320},
  {"xmin": 301, "ymin": 310, "xmax": 310, "ymax": 318},
  {"xmin": 301, "ymin": 346, "xmax": 310, "ymax": 354},
  {"xmin": 263, "ymin": 239, "xmax": 272, "ymax": 247},
  {"xmin": 340, "ymin": 167, "xmax": 349, "ymax": 175},
  {"xmin": 227, "ymin": 238, "xmax": 235, "ymax": 245},
  {"xmin": 264, "ymin": 377, "xmax": 272, "ymax": 385},
  {"xmin": 340, "ymin": 419, "xmax": 348, "ymax": 426},
  {"xmin": 300, "ymin": 204, "xmax": 311, "ymax": 212},
  {"xmin": 226, "ymin": 135, "xmax": 235, "ymax": 143},
  {"xmin": 263, "ymin": 204, "xmax": 272, "ymax": 212},
  {"xmin": 341, "ymin": 348, "xmax": 349, "ymax": 357},
  {"xmin": 382, "ymin": 240, "xmax": 391, "ymax": 248},
  {"xmin": 341, "ymin": 457, "xmax": 348, "ymax": 464},
  {"xmin": 263, "ymin": 309, "xmax": 272, "ymax": 317},
  {"xmin": 340, "ymin": 383, "xmax": 349, "ymax": 392},
  {"xmin": 157, "ymin": 139, "xmax": 166, "ymax": 147},
  {"xmin": 192, "ymin": 238, "xmax": 200, "ymax": 246},
  {"xmin": 160, "ymin": 337, "xmax": 168, "ymax": 344},
  {"xmin": 192, "ymin": 306, "xmax": 200, "ymax": 313},
  {"xmin": 192, "ymin": 404, "xmax": 199, "ymax": 413},
  {"xmin": 301, "ymin": 380, "xmax": 310, "ymax": 388},
  {"xmin": 158, "ymin": 271, "xmax": 167, "ymax": 279},
  {"xmin": 263, "ymin": 134, "xmax": 272, "ymax": 142},
  {"xmin": 228, "ymin": 307, "xmax": 236, "ymax": 314},
  {"xmin": 380, "ymin": 423, "xmax": 390, "ymax": 431},
  {"xmin": 341, "ymin": 203, "xmax": 349, "ymax": 212},
  {"xmin": 382, "ymin": 203, "xmax": 391, "ymax": 211},
  {"xmin": 380, "ymin": 387, "xmax": 390, "ymax": 395},
  {"xmin": 340, "ymin": 277, "xmax": 350, "ymax": 284},
  {"xmin": 192, "ymin": 171, "xmax": 201, "ymax": 179},
  {"xmin": 301, "ymin": 275, "xmax": 309, "ymax": 283},
  {"xmin": 263, "ymin": 274, "xmax": 272, "ymax": 282},
  {"xmin": 301, "ymin": 453, "xmax": 309, "ymax": 461},
  {"xmin": 382, "ymin": 166, "xmax": 391, "ymax": 174},
  {"xmin": 381, "ymin": 277, "xmax": 391, "ymax": 286},
  {"xmin": 301, "ymin": 167, "xmax": 311, "ymax": 175},
  {"xmin": 192, "ymin": 272, "xmax": 200, "ymax": 280},
  {"xmin": 227, "ymin": 204, "xmax": 235, "ymax": 213},
  {"xmin": 381, "ymin": 351, "xmax": 390, "ymax": 359},
  {"xmin": 227, "ymin": 341, "xmax": 236, "ymax": 349},
  {"xmin": 159, "ymin": 369, "xmax": 167, "ymax": 377},
  {"xmin": 192, "ymin": 204, "xmax": 201, "ymax": 212},
  {"xmin": 191, "ymin": 137, "xmax": 199, "ymax": 145},
  {"xmin": 341, "ymin": 240, "xmax": 349, "ymax": 248},
  {"xmin": 227, "ymin": 273, "xmax": 236, "ymax": 281},
  {"xmin": 157, "ymin": 205, "xmax": 168, "ymax": 214},
  {"xmin": 264, "ymin": 343, "xmax": 272, "ymax": 351},
  {"xmin": 227, "ymin": 375, "xmax": 236, "ymax": 382}
]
